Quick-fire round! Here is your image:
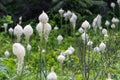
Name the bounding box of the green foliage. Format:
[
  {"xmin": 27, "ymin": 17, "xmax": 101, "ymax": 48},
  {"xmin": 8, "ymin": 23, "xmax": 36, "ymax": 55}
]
[
  {"xmin": 0, "ymin": 15, "xmax": 13, "ymax": 28},
  {"xmin": 50, "ymin": 0, "xmax": 107, "ymax": 14}
]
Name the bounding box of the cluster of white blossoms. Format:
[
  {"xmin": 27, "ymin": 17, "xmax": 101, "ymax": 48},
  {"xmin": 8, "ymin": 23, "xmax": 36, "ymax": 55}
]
[
  {"xmin": 23, "ymin": 24, "xmax": 33, "ymax": 43},
  {"xmin": 92, "ymin": 14, "xmax": 102, "ymax": 31},
  {"xmin": 63, "ymin": 10, "xmax": 72, "ymax": 20},
  {"xmin": 93, "ymin": 42, "xmax": 106, "ymax": 53},
  {"xmin": 99, "ymin": 42, "xmax": 106, "ymax": 51},
  {"xmin": 57, "ymin": 35, "xmax": 63, "ymax": 44},
  {"xmin": 36, "ymin": 11, "xmax": 51, "ymax": 41},
  {"xmin": 104, "ymin": 17, "xmax": 120, "ymax": 30},
  {"xmin": 12, "ymin": 43, "xmax": 25, "ymax": 75},
  {"xmin": 58, "ymin": 8, "xmax": 77, "ymax": 35},
  {"xmin": 57, "ymin": 46, "xmax": 75, "ymax": 63},
  {"xmin": 110, "ymin": 17, "xmax": 120, "ymax": 29},
  {"xmin": 112, "ymin": 17, "xmax": 119, "ymax": 23},
  {"xmin": 4, "ymin": 17, "xmax": 33, "ymax": 43},
  {"xmin": 87, "ymin": 40, "xmax": 93, "ymax": 47},
  {"xmin": 111, "ymin": 24, "xmax": 115, "ymax": 29},
  {"xmin": 79, "ymin": 20, "xmax": 91, "ymax": 43},
  {"xmin": 57, "ymin": 52, "xmax": 65, "ymax": 63},
  {"xmin": 78, "ymin": 20, "xmax": 90, "ymax": 35},
  {"xmin": 54, "ymin": 25, "xmax": 59, "ymax": 30},
  {"xmin": 38, "ymin": 11, "xmax": 49, "ymax": 23},
  {"xmin": 47, "ymin": 68, "xmax": 57, "ymax": 80},
  {"xmin": 59, "ymin": 9, "xmax": 77, "ymax": 28},
  {"xmin": 70, "ymin": 13, "xmax": 77, "ymax": 29},
  {"xmin": 63, "ymin": 46, "xmax": 75, "ymax": 56},
  {"xmin": 111, "ymin": 2, "xmax": 115, "ymax": 9},
  {"xmin": 78, "ymin": 27, "xmax": 84, "ymax": 33},
  {"xmin": 105, "ymin": 20, "xmax": 110, "ymax": 26},
  {"xmin": 4, "ymin": 50, "xmax": 10, "ymax": 57},
  {"xmin": 102, "ymin": 28, "xmax": 108, "ymax": 36},
  {"xmin": 93, "ymin": 46, "xmax": 100, "ymax": 53},
  {"xmin": 58, "ymin": 8, "xmax": 64, "ymax": 17},
  {"xmin": 9, "ymin": 27, "xmax": 13, "ymax": 35},
  {"xmin": 81, "ymin": 20, "xmax": 90, "ymax": 30},
  {"xmin": 14, "ymin": 24, "xmax": 23, "ymax": 42}
]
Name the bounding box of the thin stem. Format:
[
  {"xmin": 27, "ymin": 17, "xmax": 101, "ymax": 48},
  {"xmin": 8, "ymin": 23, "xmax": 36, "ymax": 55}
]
[
  {"xmin": 65, "ymin": 20, "xmax": 68, "ymax": 36},
  {"xmin": 60, "ymin": 63, "xmax": 63, "ymax": 79},
  {"xmin": 60, "ymin": 16, "xmax": 63, "ymax": 34},
  {"xmin": 83, "ymin": 32, "xmax": 87, "ymax": 79},
  {"xmin": 87, "ymin": 46, "xmax": 91, "ymax": 80},
  {"xmin": 73, "ymin": 25, "xmax": 75, "ymax": 37}
]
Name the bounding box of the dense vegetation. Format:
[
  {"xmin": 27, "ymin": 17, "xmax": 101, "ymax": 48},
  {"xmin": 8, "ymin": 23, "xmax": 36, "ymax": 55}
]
[{"xmin": 0, "ymin": 0, "xmax": 120, "ymax": 80}]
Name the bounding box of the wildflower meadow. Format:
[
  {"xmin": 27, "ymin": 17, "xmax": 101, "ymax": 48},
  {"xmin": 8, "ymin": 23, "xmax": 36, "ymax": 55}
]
[{"xmin": 0, "ymin": 0, "xmax": 120, "ymax": 80}]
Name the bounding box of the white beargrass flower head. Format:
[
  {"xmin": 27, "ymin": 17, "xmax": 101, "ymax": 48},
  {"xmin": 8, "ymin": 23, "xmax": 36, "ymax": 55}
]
[
  {"xmin": 99, "ymin": 42, "xmax": 106, "ymax": 51},
  {"xmin": 81, "ymin": 20, "xmax": 90, "ymax": 30},
  {"xmin": 47, "ymin": 68, "xmax": 57, "ymax": 80},
  {"xmin": 87, "ymin": 40, "xmax": 93, "ymax": 46},
  {"xmin": 63, "ymin": 12, "xmax": 67, "ymax": 20},
  {"xmin": 3, "ymin": 23, "xmax": 8, "ymax": 32},
  {"xmin": 102, "ymin": 28, "xmax": 107, "ymax": 35},
  {"xmin": 12, "ymin": 43, "xmax": 25, "ymax": 75},
  {"xmin": 27, "ymin": 44, "xmax": 32, "ymax": 51},
  {"xmin": 111, "ymin": 2, "xmax": 115, "ymax": 9},
  {"xmin": 112, "ymin": 17, "xmax": 119, "ymax": 23},
  {"xmin": 117, "ymin": 0, "xmax": 120, "ymax": 6},
  {"xmin": 96, "ymin": 14, "xmax": 102, "ymax": 28},
  {"xmin": 92, "ymin": 17, "xmax": 98, "ymax": 31},
  {"xmin": 63, "ymin": 10, "xmax": 72, "ymax": 20},
  {"xmin": 64, "ymin": 46, "xmax": 75, "ymax": 56},
  {"xmin": 64, "ymin": 49, "xmax": 73, "ymax": 56},
  {"xmin": 68, "ymin": 46, "xmax": 75, "ymax": 53},
  {"xmin": 9, "ymin": 27, "xmax": 13, "ymax": 35},
  {"xmin": 36, "ymin": 22, "xmax": 51, "ymax": 41},
  {"xmin": 81, "ymin": 32, "xmax": 89, "ymax": 42},
  {"xmin": 105, "ymin": 20, "xmax": 110, "ymax": 26},
  {"xmin": 66, "ymin": 10, "xmax": 72, "ymax": 18},
  {"xmin": 39, "ymin": 11, "xmax": 49, "ymax": 23},
  {"xmin": 111, "ymin": 24, "xmax": 115, "ymax": 29},
  {"xmin": 54, "ymin": 25, "xmax": 59, "ymax": 30},
  {"xmin": 23, "ymin": 24, "xmax": 33, "ymax": 43},
  {"xmin": 57, "ymin": 53, "xmax": 65, "ymax": 63},
  {"xmin": 92, "ymin": 14, "xmax": 102, "ymax": 31},
  {"xmin": 70, "ymin": 13, "xmax": 77, "ymax": 29},
  {"xmin": 93, "ymin": 46, "xmax": 100, "ymax": 53},
  {"xmin": 78, "ymin": 27, "xmax": 84, "ymax": 33},
  {"xmin": 4, "ymin": 50, "xmax": 10, "ymax": 57},
  {"xmin": 14, "ymin": 24, "xmax": 23, "ymax": 42},
  {"xmin": 36, "ymin": 22, "xmax": 43, "ymax": 37},
  {"xmin": 42, "ymin": 49, "xmax": 46, "ymax": 53},
  {"xmin": 44, "ymin": 23, "xmax": 52, "ymax": 41},
  {"xmin": 59, "ymin": 8, "xmax": 64, "ymax": 17},
  {"xmin": 57, "ymin": 35, "xmax": 63, "ymax": 44}
]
